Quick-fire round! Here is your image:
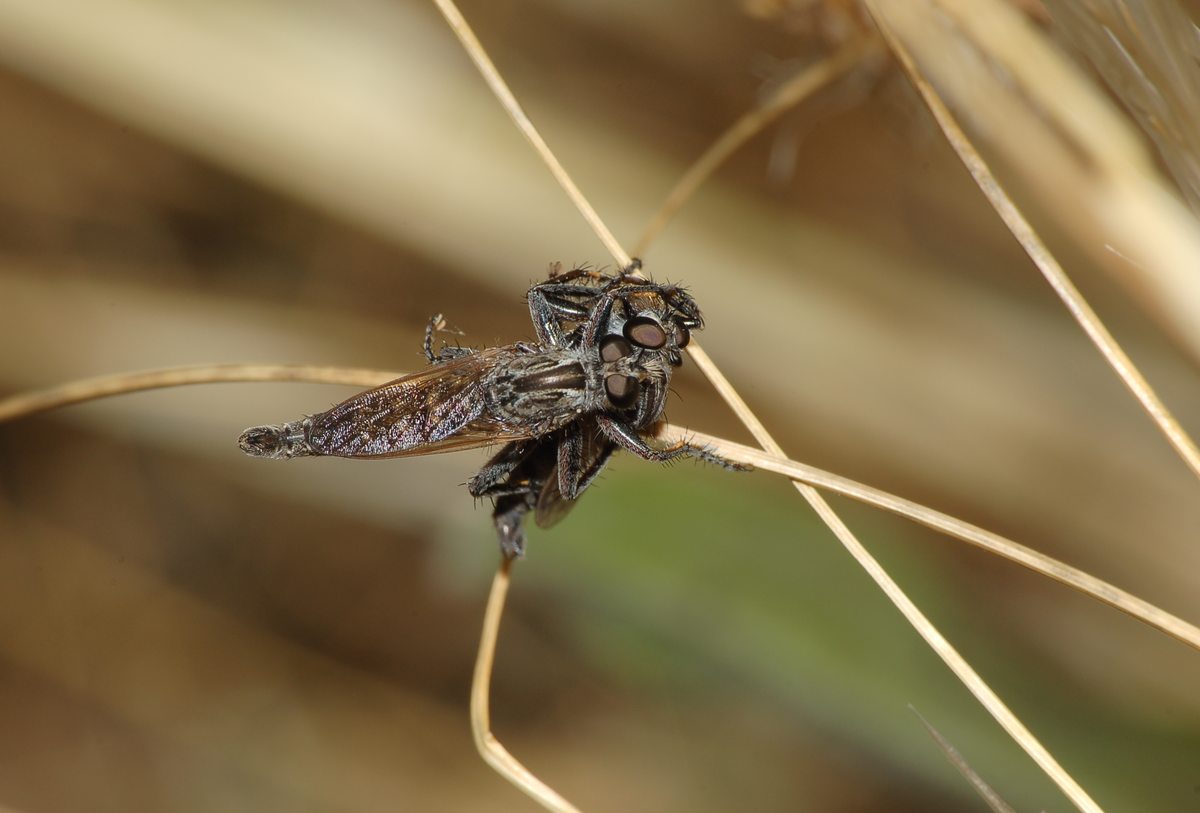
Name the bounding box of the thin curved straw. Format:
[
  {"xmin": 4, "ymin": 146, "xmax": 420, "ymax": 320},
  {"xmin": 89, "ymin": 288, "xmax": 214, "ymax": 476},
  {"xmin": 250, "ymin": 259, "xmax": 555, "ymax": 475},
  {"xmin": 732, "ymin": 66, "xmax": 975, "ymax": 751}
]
[
  {"xmin": 0, "ymin": 364, "xmax": 393, "ymax": 423},
  {"xmin": 863, "ymin": 0, "xmax": 1200, "ymax": 484},
  {"xmin": 470, "ymin": 558, "xmax": 581, "ymax": 813},
  {"xmin": 5, "ymin": 364, "xmax": 1195, "ymax": 655},
  {"xmin": 430, "ymin": 2, "xmax": 1104, "ymax": 809},
  {"xmin": 913, "ymin": 709, "xmax": 1018, "ymax": 813},
  {"xmin": 632, "ymin": 36, "xmax": 877, "ymax": 256},
  {"xmin": 658, "ymin": 425, "xmax": 1200, "ymax": 653},
  {"xmin": 429, "ymin": 0, "xmax": 627, "ymax": 269}
]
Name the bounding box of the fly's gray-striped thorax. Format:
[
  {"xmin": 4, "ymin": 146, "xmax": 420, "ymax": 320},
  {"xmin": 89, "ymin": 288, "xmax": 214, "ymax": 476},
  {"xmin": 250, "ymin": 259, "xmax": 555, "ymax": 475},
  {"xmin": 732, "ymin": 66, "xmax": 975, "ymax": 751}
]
[{"xmin": 487, "ymin": 349, "xmax": 597, "ymax": 427}]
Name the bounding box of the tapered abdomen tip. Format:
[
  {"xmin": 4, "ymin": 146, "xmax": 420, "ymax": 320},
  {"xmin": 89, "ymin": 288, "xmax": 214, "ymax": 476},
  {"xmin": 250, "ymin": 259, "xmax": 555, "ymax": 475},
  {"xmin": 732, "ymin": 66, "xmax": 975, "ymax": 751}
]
[{"xmin": 238, "ymin": 425, "xmax": 288, "ymax": 458}]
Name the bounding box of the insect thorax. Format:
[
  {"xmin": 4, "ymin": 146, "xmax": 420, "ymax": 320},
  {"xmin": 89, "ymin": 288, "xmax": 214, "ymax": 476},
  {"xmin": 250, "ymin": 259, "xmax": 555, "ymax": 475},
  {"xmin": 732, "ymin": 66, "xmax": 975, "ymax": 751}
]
[{"xmin": 485, "ymin": 349, "xmax": 598, "ymax": 432}]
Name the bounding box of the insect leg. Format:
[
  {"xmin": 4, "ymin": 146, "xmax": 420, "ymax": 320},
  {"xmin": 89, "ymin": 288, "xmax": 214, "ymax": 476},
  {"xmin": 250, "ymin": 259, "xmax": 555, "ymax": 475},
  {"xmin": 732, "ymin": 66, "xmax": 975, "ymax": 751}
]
[
  {"xmin": 525, "ymin": 286, "xmax": 593, "ymax": 346},
  {"xmin": 422, "ymin": 313, "xmax": 444, "ymax": 363},
  {"xmin": 525, "ymin": 264, "xmax": 648, "ymax": 346},
  {"xmin": 527, "ymin": 282, "xmax": 607, "ymax": 300},
  {"xmin": 555, "ymin": 429, "xmax": 584, "ymax": 499},
  {"xmin": 491, "ymin": 491, "xmax": 537, "ymax": 558},
  {"xmin": 472, "ymin": 441, "xmax": 559, "ymax": 558},
  {"xmin": 423, "ymin": 313, "xmax": 473, "ymax": 363},
  {"xmin": 545, "ymin": 265, "xmax": 613, "ymax": 285},
  {"xmin": 468, "ymin": 442, "xmax": 534, "ymax": 497},
  {"xmin": 595, "ymin": 414, "xmax": 748, "ymax": 471},
  {"xmin": 594, "ymin": 258, "xmax": 643, "ymax": 289},
  {"xmin": 556, "ymin": 428, "xmax": 616, "ymax": 500},
  {"xmin": 549, "ymin": 259, "xmax": 639, "ymax": 288}
]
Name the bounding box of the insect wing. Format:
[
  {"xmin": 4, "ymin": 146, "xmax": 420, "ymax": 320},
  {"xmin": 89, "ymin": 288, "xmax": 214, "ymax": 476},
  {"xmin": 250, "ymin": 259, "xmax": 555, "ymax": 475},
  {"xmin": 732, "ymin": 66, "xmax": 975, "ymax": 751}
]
[
  {"xmin": 533, "ymin": 472, "xmax": 574, "ymax": 530},
  {"xmin": 306, "ymin": 347, "xmax": 531, "ymax": 458}
]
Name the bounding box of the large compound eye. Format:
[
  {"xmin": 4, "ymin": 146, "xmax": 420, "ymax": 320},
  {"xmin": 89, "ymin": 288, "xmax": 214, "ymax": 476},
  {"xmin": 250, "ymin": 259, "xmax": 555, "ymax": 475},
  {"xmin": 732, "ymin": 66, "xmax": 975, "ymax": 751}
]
[
  {"xmin": 604, "ymin": 374, "xmax": 639, "ymax": 408},
  {"xmin": 623, "ymin": 316, "xmax": 667, "ymax": 349},
  {"xmin": 673, "ymin": 324, "xmax": 691, "ymax": 348},
  {"xmin": 599, "ymin": 335, "xmax": 633, "ymax": 363}
]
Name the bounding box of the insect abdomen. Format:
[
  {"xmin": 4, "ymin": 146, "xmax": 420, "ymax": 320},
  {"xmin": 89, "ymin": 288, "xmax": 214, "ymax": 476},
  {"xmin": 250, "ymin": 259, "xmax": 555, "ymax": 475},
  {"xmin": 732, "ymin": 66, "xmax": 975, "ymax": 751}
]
[{"xmin": 238, "ymin": 420, "xmax": 312, "ymax": 459}]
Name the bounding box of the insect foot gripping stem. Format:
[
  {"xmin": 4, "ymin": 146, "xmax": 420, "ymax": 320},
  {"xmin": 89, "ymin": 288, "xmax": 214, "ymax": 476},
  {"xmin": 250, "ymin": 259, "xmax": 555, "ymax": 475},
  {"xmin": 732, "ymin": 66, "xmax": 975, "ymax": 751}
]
[{"xmin": 237, "ymin": 420, "xmax": 311, "ymax": 460}]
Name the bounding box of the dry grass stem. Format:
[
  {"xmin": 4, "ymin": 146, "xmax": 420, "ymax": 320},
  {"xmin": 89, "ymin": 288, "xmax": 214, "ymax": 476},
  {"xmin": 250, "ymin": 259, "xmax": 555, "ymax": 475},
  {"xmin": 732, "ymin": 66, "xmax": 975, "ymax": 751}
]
[
  {"xmin": 680, "ymin": 352, "xmax": 1106, "ymax": 813},
  {"xmin": 1040, "ymin": 1, "xmax": 1200, "ymax": 212},
  {"xmin": 661, "ymin": 425, "xmax": 1200, "ymax": 653},
  {"xmin": 864, "ymin": 0, "xmax": 1200, "ymax": 484},
  {"xmin": 0, "ymin": 364, "xmax": 395, "ymax": 424},
  {"xmin": 431, "ymin": 2, "xmax": 1104, "ymax": 809},
  {"xmin": 8, "ymin": 360, "xmax": 1195, "ymax": 648},
  {"xmin": 787, "ymin": 471, "xmax": 1104, "ymax": 813},
  {"xmin": 632, "ymin": 36, "xmax": 879, "ymax": 256},
  {"xmin": 431, "ymin": 0, "xmax": 630, "ymax": 270},
  {"xmin": 863, "ymin": 0, "xmax": 1200, "ymax": 366},
  {"xmin": 0, "ymin": 2, "xmax": 1191, "ymax": 809},
  {"xmin": 471, "ymin": 558, "xmax": 581, "ymax": 813},
  {"xmin": 913, "ymin": 709, "xmax": 1018, "ymax": 813}
]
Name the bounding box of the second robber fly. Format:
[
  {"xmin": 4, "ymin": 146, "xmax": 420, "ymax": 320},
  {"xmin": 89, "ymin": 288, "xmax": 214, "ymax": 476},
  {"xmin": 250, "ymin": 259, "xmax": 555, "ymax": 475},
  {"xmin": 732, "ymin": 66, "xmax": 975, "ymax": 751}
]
[{"xmin": 238, "ymin": 265, "xmax": 744, "ymax": 557}]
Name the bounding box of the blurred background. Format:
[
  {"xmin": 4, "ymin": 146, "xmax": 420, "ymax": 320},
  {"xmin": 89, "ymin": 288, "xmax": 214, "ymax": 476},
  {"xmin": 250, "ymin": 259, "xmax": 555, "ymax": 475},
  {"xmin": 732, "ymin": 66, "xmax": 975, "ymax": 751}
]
[{"xmin": 1, "ymin": 1, "xmax": 1199, "ymax": 811}]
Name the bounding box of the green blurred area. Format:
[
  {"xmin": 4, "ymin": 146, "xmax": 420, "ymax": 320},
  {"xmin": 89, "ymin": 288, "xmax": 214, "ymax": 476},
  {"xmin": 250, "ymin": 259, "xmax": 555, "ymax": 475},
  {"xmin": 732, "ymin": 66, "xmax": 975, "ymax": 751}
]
[
  {"xmin": 529, "ymin": 466, "xmax": 1200, "ymax": 811},
  {"xmin": 0, "ymin": 1, "xmax": 1199, "ymax": 812}
]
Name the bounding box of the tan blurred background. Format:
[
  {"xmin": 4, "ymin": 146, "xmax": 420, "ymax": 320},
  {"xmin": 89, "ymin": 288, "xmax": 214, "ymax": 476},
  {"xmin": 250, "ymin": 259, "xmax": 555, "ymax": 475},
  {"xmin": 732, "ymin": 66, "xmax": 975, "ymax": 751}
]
[{"xmin": 1, "ymin": 1, "xmax": 1199, "ymax": 811}]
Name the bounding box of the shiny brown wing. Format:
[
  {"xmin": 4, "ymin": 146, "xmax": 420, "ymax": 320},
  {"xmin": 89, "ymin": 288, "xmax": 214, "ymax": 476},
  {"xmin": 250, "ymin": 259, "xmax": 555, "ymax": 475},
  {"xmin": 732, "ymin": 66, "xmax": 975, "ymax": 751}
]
[{"xmin": 305, "ymin": 346, "xmax": 534, "ymax": 458}]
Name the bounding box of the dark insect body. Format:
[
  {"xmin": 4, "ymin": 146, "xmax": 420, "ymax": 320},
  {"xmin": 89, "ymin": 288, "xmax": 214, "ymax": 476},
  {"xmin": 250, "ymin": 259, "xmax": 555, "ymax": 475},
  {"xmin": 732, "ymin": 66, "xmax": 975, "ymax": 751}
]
[{"xmin": 238, "ymin": 264, "xmax": 743, "ymax": 557}]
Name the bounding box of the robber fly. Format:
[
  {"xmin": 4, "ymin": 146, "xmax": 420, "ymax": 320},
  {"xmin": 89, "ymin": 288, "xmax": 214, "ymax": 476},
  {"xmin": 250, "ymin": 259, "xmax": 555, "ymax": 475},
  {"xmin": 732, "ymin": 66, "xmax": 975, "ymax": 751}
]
[{"xmin": 238, "ymin": 264, "xmax": 743, "ymax": 557}]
